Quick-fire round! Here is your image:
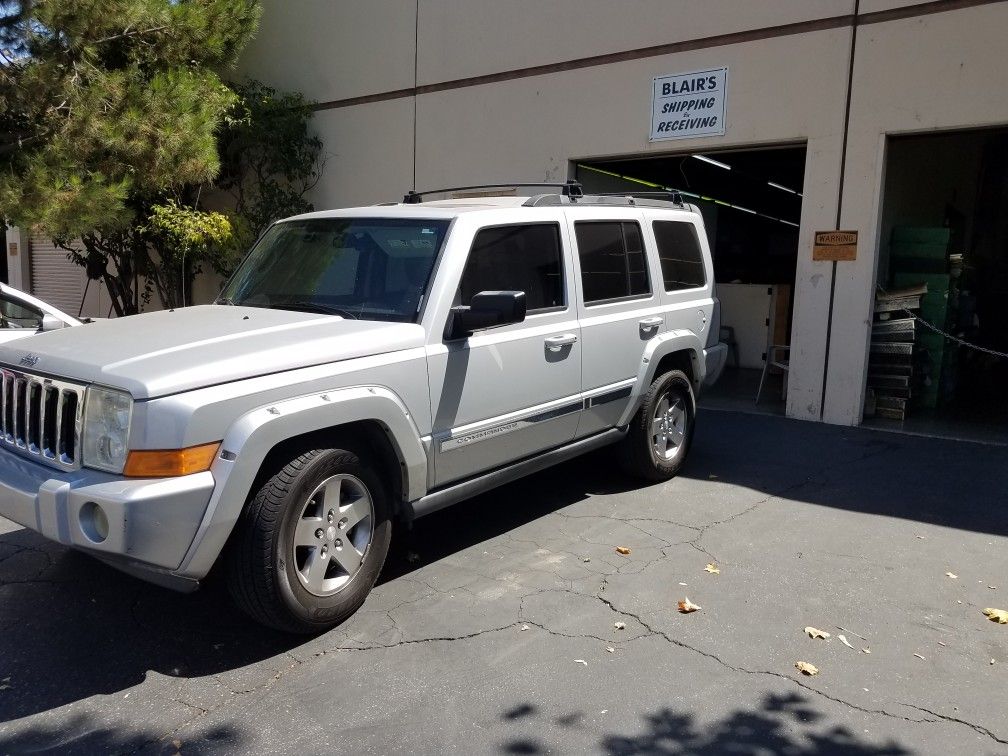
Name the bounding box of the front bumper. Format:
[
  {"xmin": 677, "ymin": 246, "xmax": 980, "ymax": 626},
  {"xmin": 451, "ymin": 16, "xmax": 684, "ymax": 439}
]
[
  {"xmin": 703, "ymin": 343, "xmax": 729, "ymax": 387},
  {"xmin": 0, "ymin": 449, "xmax": 213, "ymax": 591}
]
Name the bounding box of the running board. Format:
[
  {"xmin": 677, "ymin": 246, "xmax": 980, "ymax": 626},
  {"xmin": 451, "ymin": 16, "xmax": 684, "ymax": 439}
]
[{"xmin": 407, "ymin": 428, "xmax": 626, "ymax": 520}]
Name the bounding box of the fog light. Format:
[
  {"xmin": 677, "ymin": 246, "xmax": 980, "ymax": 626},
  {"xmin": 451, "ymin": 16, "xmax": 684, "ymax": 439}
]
[{"xmin": 80, "ymin": 501, "xmax": 110, "ymax": 543}]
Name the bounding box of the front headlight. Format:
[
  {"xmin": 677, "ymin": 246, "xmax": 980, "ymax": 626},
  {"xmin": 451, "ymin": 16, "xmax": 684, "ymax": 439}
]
[{"xmin": 82, "ymin": 386, "xmax": 134, "ymax": 473}]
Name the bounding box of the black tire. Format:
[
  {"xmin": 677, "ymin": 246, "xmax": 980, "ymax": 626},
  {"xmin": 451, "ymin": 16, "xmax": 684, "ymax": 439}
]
[
  {"xmin": 619, "ymin": 369, "xmax": 696, "ymax": 481},
  {"xmin": 226, "ymin": 446, "xmax": 392, "ymax": 634}
]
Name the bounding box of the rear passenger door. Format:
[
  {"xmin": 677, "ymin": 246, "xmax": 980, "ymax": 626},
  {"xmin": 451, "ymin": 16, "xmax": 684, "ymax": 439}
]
[
  {"xmin": 426, "ymin": 219, "xmax": 582, "ymax": 486},
  {"xmin": 569, "ymin": 212, "xmax": 666, "ymax": 437}
]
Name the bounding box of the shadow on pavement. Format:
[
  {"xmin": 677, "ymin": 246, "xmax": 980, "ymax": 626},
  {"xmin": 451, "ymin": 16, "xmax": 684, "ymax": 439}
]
[
  {"xmin": 0, "ymin": 526, "xmax": 295, "ymax": 723},
  {"xmin": 682, "ymin": 409, "xmax": 1008, "ymax": 537},
  {"xmin": 0, "ymin": 712, "xmax": 241, "ymax": 755},
  {"xmin": 500, "ymin": 693, "xmax": 910, "ymax": 755}
]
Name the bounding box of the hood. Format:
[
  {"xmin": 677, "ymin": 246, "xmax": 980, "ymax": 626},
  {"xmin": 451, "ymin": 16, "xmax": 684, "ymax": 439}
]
[{"xmin": 0, "ymin": 305, "xmax": 426, "ymax": 399}]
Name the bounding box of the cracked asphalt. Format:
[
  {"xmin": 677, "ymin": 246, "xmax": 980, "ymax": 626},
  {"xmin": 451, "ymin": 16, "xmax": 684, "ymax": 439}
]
[{"xmin": 1, "ymin": 409, "xmax": 1007, "ymax": 755}]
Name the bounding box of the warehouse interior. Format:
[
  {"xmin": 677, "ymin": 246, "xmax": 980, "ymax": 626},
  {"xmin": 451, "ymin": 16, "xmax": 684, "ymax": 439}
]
[
  {"xmin": 865, "ymin": 128, "xmax": 1008, "ymax": 442},
  {"xmin": 577, "ymin": 146, "xmax": 806, "ymax": 414}
]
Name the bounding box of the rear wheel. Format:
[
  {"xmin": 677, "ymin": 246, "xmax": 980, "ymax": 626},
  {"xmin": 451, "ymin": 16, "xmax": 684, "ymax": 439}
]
[
  {"xmin": 226, "ymin": 446, "xmax": 392, "ymax": 634},
  {"xmin": 619, "ymin": 369, "xmax": 696, "ymax": 481}
]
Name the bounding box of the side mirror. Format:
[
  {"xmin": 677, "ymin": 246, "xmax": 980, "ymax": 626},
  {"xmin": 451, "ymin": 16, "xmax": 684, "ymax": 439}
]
[
  {"xmin": 40, "ymin": 314, "xmax": 67, "ymax": 333},
  {"xmin": 446, "ymin": 290, "xmax": 526, "ymax": 340}
]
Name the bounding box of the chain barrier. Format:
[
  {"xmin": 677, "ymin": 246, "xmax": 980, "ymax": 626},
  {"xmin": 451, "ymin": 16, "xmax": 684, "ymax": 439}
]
[{"xmin": 875, "ymin": 285, "xmax": 1008, "ymax": 360}]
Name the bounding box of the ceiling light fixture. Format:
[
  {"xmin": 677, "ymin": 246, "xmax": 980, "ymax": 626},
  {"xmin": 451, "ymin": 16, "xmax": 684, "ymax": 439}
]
[{"xmin": 691, "ymin": 154, "xmax": 732, "ymax": 171}]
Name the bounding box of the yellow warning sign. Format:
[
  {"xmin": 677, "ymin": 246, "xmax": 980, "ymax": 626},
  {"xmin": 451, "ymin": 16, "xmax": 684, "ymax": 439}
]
[{"xmin": 813, "ymin": 230, "xmax": 857, "ymax": 261}]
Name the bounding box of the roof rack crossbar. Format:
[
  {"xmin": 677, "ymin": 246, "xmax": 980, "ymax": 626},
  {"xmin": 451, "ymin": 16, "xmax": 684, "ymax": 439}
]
[
  {"xmin": 402, "ymin": 180, "xmax": 583, "ymax": 204},
  {"xmin": 590, "ymin": 190, "xmax": 685, "ymax": 207}
]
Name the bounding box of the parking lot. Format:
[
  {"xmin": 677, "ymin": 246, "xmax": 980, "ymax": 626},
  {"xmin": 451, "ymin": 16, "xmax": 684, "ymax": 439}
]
[{"xmin": 1, "ymin": 409, "xmax": 1006, "ymax": 755}]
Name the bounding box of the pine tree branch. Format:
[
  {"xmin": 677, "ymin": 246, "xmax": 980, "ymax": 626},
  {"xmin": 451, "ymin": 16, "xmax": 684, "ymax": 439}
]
[{"xmin": 90, "ymin": 26, "xmax": 168, "ymax": 46}]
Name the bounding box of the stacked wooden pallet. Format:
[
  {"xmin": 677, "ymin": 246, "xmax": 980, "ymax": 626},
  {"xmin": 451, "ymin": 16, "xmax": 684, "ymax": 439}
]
[{"xmin": 866, "ymin": 285, "xmax": 926, "ymax": 420}]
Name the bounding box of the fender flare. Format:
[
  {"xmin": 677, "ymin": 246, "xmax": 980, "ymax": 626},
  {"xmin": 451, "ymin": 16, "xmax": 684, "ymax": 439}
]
[
  {"xmin": 175, "ymin": 385, "xmax": 428, "ymax": 580},
  {"xmin": 617, "ymin": 330, "xmax": 705, "ymax": 427}
]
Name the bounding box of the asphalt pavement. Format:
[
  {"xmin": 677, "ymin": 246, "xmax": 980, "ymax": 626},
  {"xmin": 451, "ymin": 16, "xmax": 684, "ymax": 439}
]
[{"xmin": 1, "ymin": 409, "xmax": 1007, "ymax": 755}]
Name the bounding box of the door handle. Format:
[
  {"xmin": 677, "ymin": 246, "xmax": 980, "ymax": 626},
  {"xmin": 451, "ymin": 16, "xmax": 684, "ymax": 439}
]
[
  {"xmin": 545, "ymin": 333, "xmax": 578, "ymax": 351},
  {"xmin": 639, "ymin": 317, "xmax": 663, "ymax": 330}
]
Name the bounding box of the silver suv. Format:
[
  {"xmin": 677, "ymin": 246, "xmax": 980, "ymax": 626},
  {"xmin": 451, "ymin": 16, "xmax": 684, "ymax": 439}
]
[{"xmin": 0, "ymin": 187, "xmax": 727, "ymax": 633}]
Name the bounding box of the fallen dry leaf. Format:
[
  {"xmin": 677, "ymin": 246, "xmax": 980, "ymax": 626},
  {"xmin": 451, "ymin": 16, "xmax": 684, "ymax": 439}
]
[
  {"xmin": 615, "ymin": 546, "xmax": 631, "ymax": 556},
  {"xmin": 606, "ymin": 646, "xmax": 615, "ymax": 654},
  {"xmin": 913, "ymin": 653, "xmax": 926, "ymax": 660},
  {"xmin": 945, "ymin": 572, "xmax": 958, "ymax": 579},
  {"xmin": 678, "ymin": 597, "xmax": 701, "ymax": 613},
  {"xmin": 795, "ymin": 661, "xmax": 819, "ymax": 676},
  {"xmin": 614, "ymin": 621, "xmax": 626, "ymax": 630},
  {"xmin": 838, "ymin": 634, "xmax": 855, "ymax": 649},
  {"xmin": 574, "ymin": 659, "xmax": 588, "ymax": 666},
  {"xmin": 982, "ymin": 608, "xmax": 1008, "ymax": 624},
  {"xmin": 704, "ymin": 563, "xmax": 720, "ymax": 574},
  {"xmin": 805, "ymin": 626, "xmax": 831, "ymax": 640}
]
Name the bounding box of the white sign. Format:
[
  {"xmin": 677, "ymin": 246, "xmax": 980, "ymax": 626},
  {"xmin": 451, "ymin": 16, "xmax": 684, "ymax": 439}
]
[{"xmin": 650, "ymin": 67, "xmax": 727, "ymax": 142}]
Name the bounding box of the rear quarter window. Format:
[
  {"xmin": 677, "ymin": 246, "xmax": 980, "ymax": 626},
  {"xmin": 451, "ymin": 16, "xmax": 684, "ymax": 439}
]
[{"xmin": 653, "ymin": 220, "xmax": 706, "ymax": 291}]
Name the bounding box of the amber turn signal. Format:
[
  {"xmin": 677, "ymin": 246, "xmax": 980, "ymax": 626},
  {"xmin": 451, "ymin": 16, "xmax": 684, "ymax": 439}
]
[{"xmin": 123, "ymin": 442, "xmax": 222, "ymax": 478}]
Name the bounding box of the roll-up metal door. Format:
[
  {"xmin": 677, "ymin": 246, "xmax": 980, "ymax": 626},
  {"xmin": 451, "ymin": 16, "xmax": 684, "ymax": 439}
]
[{"xmin": 28, "ymin": 234, "xmax": 86, "ymax": 316}]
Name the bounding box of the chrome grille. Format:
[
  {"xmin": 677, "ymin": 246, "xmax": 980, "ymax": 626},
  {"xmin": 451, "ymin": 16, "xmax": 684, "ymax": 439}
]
[{"xmin": 0, "ymin": 368, "xmax": 84, "ymax": 469}]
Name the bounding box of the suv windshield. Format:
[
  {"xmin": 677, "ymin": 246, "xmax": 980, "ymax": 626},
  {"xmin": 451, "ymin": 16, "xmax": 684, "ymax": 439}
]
[{"xmin": 219, "ymin": 217, "xmax": 451, "ymax": 322}]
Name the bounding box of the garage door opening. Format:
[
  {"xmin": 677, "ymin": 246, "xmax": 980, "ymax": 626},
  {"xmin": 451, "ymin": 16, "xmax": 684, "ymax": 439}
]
[
  {"xmin": 576, "ymin": 145, "xmax": 806, "ymax": 414},
  {"xmin": 865, "ymin": 128, "xmax": 1008, "ymax": 443}
]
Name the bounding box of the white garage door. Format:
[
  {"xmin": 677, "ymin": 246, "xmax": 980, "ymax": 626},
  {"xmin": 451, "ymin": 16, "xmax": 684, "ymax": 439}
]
[{"xmin": 29, "ymin": 234, "xmax": 86, "ymax": 317}]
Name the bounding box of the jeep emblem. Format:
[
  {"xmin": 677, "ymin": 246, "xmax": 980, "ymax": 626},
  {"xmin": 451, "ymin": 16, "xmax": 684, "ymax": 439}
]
[{"xmin": 19, "ymin": 353, "xmax": 39, "ymax": 368}]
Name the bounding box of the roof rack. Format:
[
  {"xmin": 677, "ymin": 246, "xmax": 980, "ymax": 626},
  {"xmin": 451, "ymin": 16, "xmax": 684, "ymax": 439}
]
[
  {"xmin": 592, "ymin": 190, "xmax": 685, "ymax": 206},
  {"xmin": 523, "ymin": 191, "xmax": 687, "ymax": 209},
  {"xmin": 402, "ymin": 180, "xmax": 583, "ymax": 204}
]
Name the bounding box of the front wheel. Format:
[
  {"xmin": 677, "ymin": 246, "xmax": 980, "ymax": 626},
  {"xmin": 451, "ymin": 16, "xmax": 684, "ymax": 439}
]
[
  {"xmin": 619, "ymin": 369, "xmax": 696, "ymax": 481},
  {"xmin": 226, "ymin": 446, "xmax": 392, "ymax": 634}
]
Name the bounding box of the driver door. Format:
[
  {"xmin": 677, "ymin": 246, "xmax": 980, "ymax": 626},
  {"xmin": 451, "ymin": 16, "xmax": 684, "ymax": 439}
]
[{"xmin": 426, "ymin": 220, "xmax": 582, "ymax": 486}]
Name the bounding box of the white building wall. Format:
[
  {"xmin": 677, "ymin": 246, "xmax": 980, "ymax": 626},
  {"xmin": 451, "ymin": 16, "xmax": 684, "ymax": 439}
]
[
  {"xmin": 825, "ymin": 1, "xmax": 1008, "ymax": 424},
  {"xmin": 235, "ymin": 0, "xmax": 1008, "ymax": 426}
]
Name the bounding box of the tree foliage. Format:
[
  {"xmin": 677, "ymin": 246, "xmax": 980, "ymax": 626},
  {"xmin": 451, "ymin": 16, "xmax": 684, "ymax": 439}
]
[
  {"xmin": 0, "ymin": 0, "xmax": 261, "ymax": 315},
  {"xmin": 216, "ymin": 79, "xmax": 323, "ymax": 245}
]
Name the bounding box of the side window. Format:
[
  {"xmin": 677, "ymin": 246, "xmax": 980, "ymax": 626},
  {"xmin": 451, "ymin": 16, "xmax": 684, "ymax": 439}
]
[
  {"xmin": 653, "ymin": 220, "xmax": 706, "ymax": 291},
  {"xmin": 0, "ymin": 294, "xmax": 43, "ymax": 329},
  {"xmin": 575, "ymin": 221, "xmax": 651, "ymax": 304},
  {"xmin": 459, "ymin": 224, "xmax": 564, "ymax": 312}
]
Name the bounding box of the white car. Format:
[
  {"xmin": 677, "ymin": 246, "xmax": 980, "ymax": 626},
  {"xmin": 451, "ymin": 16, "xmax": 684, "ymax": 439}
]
[{"xmin": 0, "ymin": 282, "xmax": 81, "ymax": 344}]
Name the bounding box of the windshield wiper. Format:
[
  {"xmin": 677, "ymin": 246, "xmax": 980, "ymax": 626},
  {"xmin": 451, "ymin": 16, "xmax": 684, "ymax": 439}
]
[{"xmin": 269, "ymin": 301, "xmax": 359, "ymax": 319}]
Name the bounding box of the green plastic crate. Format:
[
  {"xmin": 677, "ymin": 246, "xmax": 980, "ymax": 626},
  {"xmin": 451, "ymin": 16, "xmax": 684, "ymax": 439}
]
[
  {"xmin": 891, "ymin": 242, "xmax": 949, "ymax": 261},
  {"xmin": 891, "ymin": 226, "xmax": 950, "ymax": 245}
]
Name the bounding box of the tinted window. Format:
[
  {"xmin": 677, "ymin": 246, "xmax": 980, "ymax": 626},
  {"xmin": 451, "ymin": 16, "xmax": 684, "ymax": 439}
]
[
  {"xmin": 653, "ymin": 221, "xmax": 706, "ymax": 291},
  {"xmin": 0, "ymin": 294, "xmax": 43, "ymax": 329},
  {"xmin": 459, "ymin": 224, "xmax": 564, "ymax": 312},
  {"xmin": 575, "ymin": 221, "xmax": 651, "ymax": 304}
]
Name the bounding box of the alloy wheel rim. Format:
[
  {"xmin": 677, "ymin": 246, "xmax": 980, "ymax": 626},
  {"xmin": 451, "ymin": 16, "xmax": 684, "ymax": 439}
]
[
  {"xmin": 291, "ymin": 474, "xmax": 374, "ymax": 597},
  {"xmin": 651, "ymin": 393, "xmax": 687, "ymax": 461}
]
